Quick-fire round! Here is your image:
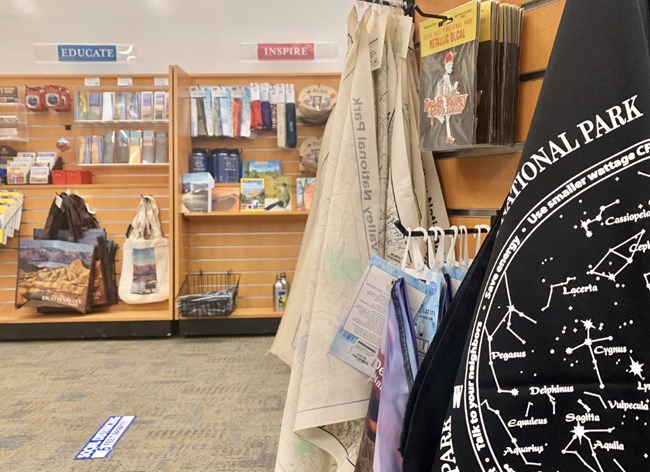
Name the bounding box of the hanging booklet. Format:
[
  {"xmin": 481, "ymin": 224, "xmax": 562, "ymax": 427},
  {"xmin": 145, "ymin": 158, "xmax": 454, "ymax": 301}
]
[
  {"xmin": 419, "ymin": 0, "xmax": 480, "ymax": 151},
  {"xmin": 329, "ymin": 255, "xmax": 438, "ymax": 378}
]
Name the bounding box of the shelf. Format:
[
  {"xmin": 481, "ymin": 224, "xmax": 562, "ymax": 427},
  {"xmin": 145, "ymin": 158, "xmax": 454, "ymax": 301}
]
[
  {"xmin": 434, "ymin": 143, "xmax": 524, "ymax": 159},
  {"xmin": 75, "ymin": 119, "xmax": 169, "ymax": 126},
  {"xmin": 0, "ymin": 120, "xmax": 26, "ymax": 127},
  {"xmin": 6, "ymin": 183, "xmax": 170, "ymax": 190},
  {"xmin": 183, "ymin": 210, "xmax": 308, "ymax": 219},
  {"xmin": 180, "ymin": 307, "xmax": 282, "ymax": 320},
  {"xmin": 177, "ymin": 307, "xmax": 282, "ymax": 336},
  {"xmin": 2, "ymin": 309, "xmax": 171, "ymax": 324},
  {"xmin": 75, "ymin": 163, "xmax": 169, "ymax": 168},
  {"xmin": 0, "ymin": 137, "xmax": 28, "ymax": 143}
]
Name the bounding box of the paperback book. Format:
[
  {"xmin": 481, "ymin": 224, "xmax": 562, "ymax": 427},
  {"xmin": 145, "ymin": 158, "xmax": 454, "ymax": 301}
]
[
  {"xmin": 264, "ymin": 176, "xmax": 292, "ymax": 211},
  {"xmin": 296, "ymin": 177, "xmax": 316, "ymax": 211},
  {"xmin": 211, "ymin": 185, "xmax": 240, "ymax": 213},
  {"xmin": 240, "ymin": 178, "xmax": 265, "ymax": 212}
]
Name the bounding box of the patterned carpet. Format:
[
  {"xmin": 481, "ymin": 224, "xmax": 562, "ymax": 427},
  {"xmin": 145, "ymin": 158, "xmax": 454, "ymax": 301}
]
[{"xmin": 0, "ymin": 336, "xmax": 289, "ymax": 471}]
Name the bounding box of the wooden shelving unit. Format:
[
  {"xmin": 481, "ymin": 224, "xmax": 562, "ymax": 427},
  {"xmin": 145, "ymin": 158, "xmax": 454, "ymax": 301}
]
[
  {"xmin": 172, "ymin": 67, "xmax": 338, "ymax": 336},
  {"xmin": 0, "ymin": 72, "xmax": 175, "ymax": 340}
]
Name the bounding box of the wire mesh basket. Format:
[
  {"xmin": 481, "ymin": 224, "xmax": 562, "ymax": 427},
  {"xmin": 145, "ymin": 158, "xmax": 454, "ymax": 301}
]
[{"xmin": 176, "ymin": 271, "xmax": 240, "ymax": 317}]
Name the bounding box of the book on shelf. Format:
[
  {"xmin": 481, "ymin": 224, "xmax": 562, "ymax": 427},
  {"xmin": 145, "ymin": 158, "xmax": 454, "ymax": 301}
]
[
  {"xmin": 142, "ymin": 130, "xmax": 155, "ymax": 164},
  {"xmin": 296, "ymin": 177, "xmax": 316, "ymax": 211},
  {"xmin": 240, "ymin": 178, "xmax": 265, "ymax": 212},
  {"xmin": 182, "ymin": 172, "xmax": 215, "ymax": 213},
  {"xmin": 29, "ymin": 164, "xmax": 50, "ymax": 184},
  {"xmin": 211, "ymin": 185, "xmax": 240, "ymax": 213},
  {"xmin": 128, "ymin": 130, "xmax": 142, "ymax": 164},
  {"xmin": 264, "ymin": 175, "xmax": 292, "ymax": 211}
]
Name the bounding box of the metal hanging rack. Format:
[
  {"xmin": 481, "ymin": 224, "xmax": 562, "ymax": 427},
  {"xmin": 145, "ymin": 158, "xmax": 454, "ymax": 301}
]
[
  {"xmin": 359, "ymin": 0, "xmax": 452, "ymax": 25},
  {"xmin": 394, "ymin": 220, "xmax": 490, "ymax": 237}
]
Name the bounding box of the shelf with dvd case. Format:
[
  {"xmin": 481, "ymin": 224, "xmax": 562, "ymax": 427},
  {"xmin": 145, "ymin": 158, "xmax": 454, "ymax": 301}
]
[{"xmin": 0, "ymin": 103, "xmax": 29, "ymax": 142}]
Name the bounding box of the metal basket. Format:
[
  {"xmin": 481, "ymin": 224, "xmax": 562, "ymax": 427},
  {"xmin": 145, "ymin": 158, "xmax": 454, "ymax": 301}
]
[{"xmin": 176, "ymin": 271, "xmax": 240, "ymax": 317}]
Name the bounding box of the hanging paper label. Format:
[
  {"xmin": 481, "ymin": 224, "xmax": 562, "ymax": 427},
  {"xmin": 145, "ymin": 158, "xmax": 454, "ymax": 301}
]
[
  {"xmin": 393, "ymin": 15, "xmax": 414, "ymax": 60},
  {"xmin": 329, "ymin": 256, "xmax": 434, "ymax": 377},
  {"xmin": 84, "ymin": 77, "xmax": 101, "ymax": 87},
  {"xmin": 420, "ymin": 1, "xmax": 479, "ymax": 58},
  {"xmin": 154, "ymin": 77, "xmax": 169, "ymax": 87},
  {"xmin": 117, "ymin": 77, "xmax": 133, "ymax": 87},
  {"xmin": 368, "ymin": 13, "xmax": 388, "ymax": 71}
]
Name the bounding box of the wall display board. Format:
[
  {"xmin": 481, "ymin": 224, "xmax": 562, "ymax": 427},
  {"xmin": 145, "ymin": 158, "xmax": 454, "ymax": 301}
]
[
  {"xmin": 171, "ymin": 67, "xmax": 339, "ymax": 336},
  {"xmin": 0, "ymin": 73, "xmax": 174, "ymax": 340}
]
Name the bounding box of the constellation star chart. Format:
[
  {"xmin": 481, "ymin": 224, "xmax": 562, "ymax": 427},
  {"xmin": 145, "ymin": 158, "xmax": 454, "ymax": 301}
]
[{"xmin": 565, "ymin": 320, "xmax": 613, "ymax": 389}]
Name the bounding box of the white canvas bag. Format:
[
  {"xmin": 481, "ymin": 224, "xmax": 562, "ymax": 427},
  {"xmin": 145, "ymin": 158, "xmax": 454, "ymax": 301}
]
[{"xmin": 118, "ymin": 196, "xmax": 169, "ymax": 304}]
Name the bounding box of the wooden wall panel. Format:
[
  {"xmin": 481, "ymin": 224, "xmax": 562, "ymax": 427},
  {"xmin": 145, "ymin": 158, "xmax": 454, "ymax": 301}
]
[
  {"xmin": 519, "ymin": 1, "xmax": 565, "ymax": 74},
  {"xmin": 517, "ymin": 79, "xmax": 543, "ymax": 142},
  {"xmin": 436, "ymin": 153, "xmax": 519, "ymax": 209}
]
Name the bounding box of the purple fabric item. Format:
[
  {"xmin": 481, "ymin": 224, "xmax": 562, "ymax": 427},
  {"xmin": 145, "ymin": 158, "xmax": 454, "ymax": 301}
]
[{"xmin": 373, "ymin": 278, "xmax": 418, "ymax": 472}]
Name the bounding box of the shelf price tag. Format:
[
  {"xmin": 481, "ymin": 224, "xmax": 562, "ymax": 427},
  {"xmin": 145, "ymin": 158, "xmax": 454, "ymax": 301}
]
[
  {"xmin": 84, "ymin": 77, "xmax": 101, "ymax": 87},
  {"xmin": 154, "ymin": 77, "xmax": 169, "ymax": 87},
  {"xmin": 117, "ymin": 77, "xmax": 133, "ymax": 87}
]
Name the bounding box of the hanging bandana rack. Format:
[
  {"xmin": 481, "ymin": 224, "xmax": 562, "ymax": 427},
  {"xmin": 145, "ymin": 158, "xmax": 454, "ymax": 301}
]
[{"xmin": 359, "ymin": 0, "xmax": 453, "ymax": 25}]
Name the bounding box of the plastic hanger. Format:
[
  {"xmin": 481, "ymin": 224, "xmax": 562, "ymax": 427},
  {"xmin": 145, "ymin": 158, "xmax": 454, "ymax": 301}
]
[
  {"xmin": 459, "ymin": 225, "xmax": 469, "ymax": 268},
  {"xmin": 445, "ymin": 225, "xmax": 459, "ymax": 267},
  {"xmin": 473, "ymin": 224, "xmax": 491, "ymax": 257}
]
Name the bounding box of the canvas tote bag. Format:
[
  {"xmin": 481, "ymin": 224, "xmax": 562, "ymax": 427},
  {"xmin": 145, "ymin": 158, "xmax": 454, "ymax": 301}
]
[{"xmin": 119, "ymin": 195, "xmax": 169, "ymax": 304}]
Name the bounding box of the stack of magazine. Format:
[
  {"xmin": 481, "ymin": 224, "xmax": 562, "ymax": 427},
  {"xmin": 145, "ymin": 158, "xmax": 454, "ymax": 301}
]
[{"xmin": 419, "ymin": 0, "xmax": 523, "ymax": 151}]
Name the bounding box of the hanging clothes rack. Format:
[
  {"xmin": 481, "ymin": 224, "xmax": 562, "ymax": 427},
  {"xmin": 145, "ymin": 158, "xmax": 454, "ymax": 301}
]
[
  {"xmin": 394, "ymin": 220, "xmax": 489, "ymax": 236},
  {"xmin": 359, "ymin": 0, "xmax": 452, "ymax": 24}
]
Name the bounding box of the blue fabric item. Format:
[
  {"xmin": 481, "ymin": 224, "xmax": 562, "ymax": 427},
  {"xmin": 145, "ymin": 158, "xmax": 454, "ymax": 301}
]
[{"xmin": 373, "ymin": 278, "xmax": 418, "ymax": 472}]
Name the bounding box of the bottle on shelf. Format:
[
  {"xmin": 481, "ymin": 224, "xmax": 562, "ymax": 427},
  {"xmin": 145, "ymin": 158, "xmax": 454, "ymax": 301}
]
[{"xmin": 273, "ymin": 274, "xmax": 288, "ymax": 312}]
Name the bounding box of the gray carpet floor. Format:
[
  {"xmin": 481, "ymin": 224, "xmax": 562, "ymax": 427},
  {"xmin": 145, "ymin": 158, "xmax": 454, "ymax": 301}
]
[{"xmin": 0, "ymin": 336, "xmax": 289, "ymax": 471}]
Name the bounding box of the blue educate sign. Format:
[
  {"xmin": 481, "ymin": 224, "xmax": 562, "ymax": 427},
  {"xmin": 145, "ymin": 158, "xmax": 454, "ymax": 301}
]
[{"xmin": 57, "ymin": 45, "xmax": 117, "ymax": 62}]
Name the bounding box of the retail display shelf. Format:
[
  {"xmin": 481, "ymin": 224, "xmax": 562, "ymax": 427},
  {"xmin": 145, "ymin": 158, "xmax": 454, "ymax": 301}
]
[
  {"xmin": 180, "ymin": 307, "xmax": 282, "ymax": 320},
  {"xmin": 0, "ymin": 121, "xmax": 27, "ymax": 127},
  {"xmin": 75, "ymin": 119, "xmax": 169, "ymax": 126},
  {"xmin": 0, "ymin": 309, "xmax": 174, "ymax": 340},
  {"xmin": 434, "ymin": 142, "xmax": 525, "ymax": 159},
  {"xmin": 75, "ymin": 163, "xmax": 170, "ymax": 168},
  {"xmin": 7, "ymin": 183, "xmax": 169, "ymax": 190},
  {"xmin": 2, "ymin": 309, "xmax": 171, "ymax": 324},
  {"xmin": 0, "ymin": 136, "xmax": 28, "ymax": 142},
  {"xmin": 183, "ymin": 210, "xmax": 308, "ymax": 220},
  {"xmin": 178, "ymin": 307, "xmax": 282, "ymax": 336}
]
